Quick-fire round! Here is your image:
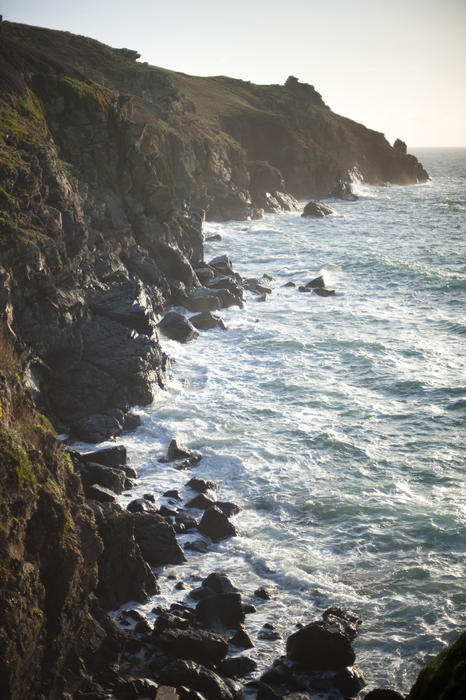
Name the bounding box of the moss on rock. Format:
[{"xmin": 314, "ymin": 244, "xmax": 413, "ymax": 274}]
[{"xmin": 408, "ymin": 631, "xmax": 466, "ymax": 700}]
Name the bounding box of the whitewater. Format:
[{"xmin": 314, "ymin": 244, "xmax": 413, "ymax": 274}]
[{"xmin": 93, "ymin": 148, "xmax": 465, "ymax": 694}]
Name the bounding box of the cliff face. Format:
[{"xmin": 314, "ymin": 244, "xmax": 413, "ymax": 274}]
[{"xmin": 0, "ymin": 333, "xmax": 102, "ymax": 698}]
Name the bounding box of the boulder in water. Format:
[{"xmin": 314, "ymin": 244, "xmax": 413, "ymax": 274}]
[
  {"xmin": 158, "ymin": 311, "xmax": 199, "ymax": 343},
  {"xmin": 302, "ymin": 201, "xmax": 335, "ymax": 218}
]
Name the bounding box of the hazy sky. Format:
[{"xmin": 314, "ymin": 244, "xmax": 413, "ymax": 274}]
[{"xmin": 2, "ymin": 0, "xmax": 465, "ymax": 146}]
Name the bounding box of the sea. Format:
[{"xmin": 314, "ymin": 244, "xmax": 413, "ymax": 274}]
[{"xmin": 89, "ymin": 148, "xmax": 465, "ymax": 695}]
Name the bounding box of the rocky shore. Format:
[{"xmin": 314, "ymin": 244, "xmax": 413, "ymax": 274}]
[{"xmin": 0, "ymin": 17, "xmax": 460, "ymax": 700}]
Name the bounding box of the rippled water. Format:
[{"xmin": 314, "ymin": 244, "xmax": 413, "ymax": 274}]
[{"xmin": 103, "ymin": 148, "xmax": 465, "ymax": 694}]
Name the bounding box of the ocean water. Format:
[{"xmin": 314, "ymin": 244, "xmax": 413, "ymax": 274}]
[{"xmin": 108, "ymin": 148, "xmax": 464, "ymax": 694}]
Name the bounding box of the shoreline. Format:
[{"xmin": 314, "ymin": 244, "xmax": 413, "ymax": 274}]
[{"xmin": 64, "ymin": 236, "xmax": 408, "ymax": 699}]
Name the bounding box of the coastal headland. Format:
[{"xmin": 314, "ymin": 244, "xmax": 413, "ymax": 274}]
[{"xmin": 1, "ymin": 19, "xmax": 461, "ymax": 700}]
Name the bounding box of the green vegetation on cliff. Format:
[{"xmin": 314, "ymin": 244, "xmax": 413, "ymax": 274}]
[
  {"xmin": 407, "ymin": 631, "xmax": 466, "ymax": 700},
  {"xmin": 0, "ymin": 326, "xmax": 102, "ymax": 698}
]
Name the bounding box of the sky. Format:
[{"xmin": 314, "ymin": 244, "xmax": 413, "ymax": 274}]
[{"xmin": 2, "ymin": 0, "xmax": 465, "ymax": 147}]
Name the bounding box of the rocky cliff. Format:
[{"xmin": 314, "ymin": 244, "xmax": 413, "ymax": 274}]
[
  {"xmin": 0, "ymin": 21, "xmax": 428, "ymax": 440},
  {"xmin": 0, "ymin": 19, "xmax": 459, "ymax": 700}
]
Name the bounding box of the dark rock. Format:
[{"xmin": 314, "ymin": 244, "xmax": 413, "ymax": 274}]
[
  {"xmin": 254, "ymin": 587, "xmax": 274, "ymax": 600},
  {"xmin": 186, "ymin": 478, "xmax": 218, "ymax": 494},
  {"xmin": 407, "ymin": 629, "xmax": 466, "ymax": 700},
  {"xmin": 135, "ymin": 619, "xmax": 152, "ymax": 635},
  {"xmin": 177, "ymin": 688, "xmax": 207, "ymax": 700},
  {"xmin": 123, "ymin": 412, "xmax": 142, "ymax": 433},
  {"xmin": 283, "ymin": 281, "xmax": 296, "ymax": 287},
  {"xmin": 200, "ymin": 572, "xmax": 239, "ymax": 595},
  {"xmin": 214, "ymin": 501, "xmax": 241, "ymax": 517},
  {"xmin": 208, "ymin": 255, "xmax": 234, "ymax": 275},
  {"xmin": 230, "ymin": 625, "xmax": 254, "ymax": 649},
  {"xmin": 217, "ymin": 656, "xmax": 258, "ymax": 678},
  {"xmin": 322, "ymin": 606, "xmax": 362, "ymax": 642},
  {"xmin": 205, "ymin": 234, "xmax": 222, "ymax": 241},
  {"xmin": 160, "ymin": 505, "xmax": 178, "ymax": 517},
  {"xmin": 72, "ymin": 409, "xmax": 125, "ymax": 443},
  {"xmin": 80, "ymin": 445, "xmax": 127, "ymax": 467},
  {"xmin": 189, "ymin": 311, "xmax": 226, "ymax": 331},
  {"xmin": 175, "ymin": 511, "xmax": 198, "ymax": 531},
  {"xmin": 158, "ymin": 312, "xmax": 199, "ymax": 343},
  {"xmin": 127, "ymin": 498, "xmax": 153, "ymax": 513},
  {"xmin": 334, "ymin": 666, "xmax": 366, "ymax": 696},
  {"xmin": 153, "ymin": 612, "xmax": 190, "ymax": 633},
  {"xmin": 184, "ymin": 540, "xmax": 209, "ymax": 554},
  {"xmin": 243, "ymin": 278, "xmax": 272, "ymax": 295},
  {"xmin": 144, "ymin": 493, "xmax": 156, "ymax": 502},
  {"xmin": 286, "ymin": 620, "xmax": 356, "ymax": 670},
  {"xmin": 123, "ymin": 609, "xmax": 146, "ymax": 621},
  {"xmin": 84, "ymin": 483, "xmax": 116, "ymax": 502},
  {"xmin": 301, "ymin": 201, "xmax": 335, "ymax": 218},
  {"xmin": 114, "ymin": 677, "xmax": 158, "ymax": 699},
  {"xmin": 194, "ymin": 266, "xmax": 215, "ymax": 284},
  {"xmin": 79, "ymin": 462, "xmax": 127, "ymax": 495},
  {"xmin": 196, "ymin": 593, "xmax": 245, "ymax": 635},
  {"xmin": 155, "ymin": 687, "xmax": 180, "ymax": 700},
  {"xmin": 213, "ymin": 288, "xmax": 243, "ymax": 309},
  {"xmin": 186, "ymin": 494, "xmax": 215, "ymax": 510},
  {"xmin": 187, "ymin": 287, "xmax": 222, "ymax": 312},
  {"xmin": 313, "ymin": 287, "xmax": 335, "ymax": 297},
  {"xmin": 393, "ymin": 138, "xmax": 407, "ymax": 155},
  {"xmin": 332, "ymin": 180, "xmax": 358, "ymax": 201},
  {"xmin": 242, "ymin": 604, "xmax": 256, "ymax": 614},
  {"xmin": 155, "ymin": 628, "xmax": 228, "ymax": 665},
  {"xmin": 159, "ymin": 659, "xmax": 240, "ymax": 700},
  {"xmin": 205, "ymin": 275, "xmax": 242, "ymax": 297},
  {"xmin": 249, "ymin": 681, "xmax": 282, "ymax": 700},
  {"xmin": 133, "ymin": 512, "xmax": 186, "ymax": 567},
  {"xmin": 124, "ymin": 466, "xmax": 138, "ymax": 479},
  {"xmin": 168, "ymin": 439, "xmax": 195, "ymax": 461},
  {"xmin": 198, "ymin": 507, "xmax": 237, "ymax": 542},
  {"xmin": 305, "ymin": 275, "xmax": 325, "ymax": 289},
  {"xmin": 364, "ymin": 690, "xmax": 405, "ymax": 699},
  {"xmin": 163, "ymin": 489, "xmax": 181, "ymax": 500},
  {"xmin": 90, "ymin": 502, "xmax": 159, "ymax": 610},
  {"xmin": 175, "ymin": 581, "xmax": 186, "ymax": 590},
  {"xmin": 258, "ymin": 625, "xmax": 281, "ymax": 641},
  {"xmin": 297, "ymin": 286, "xmax": 312, "ymax": 293},
  {"xmin": 90, "ymin": 280, "xmax": 155, "ymax": 335}
]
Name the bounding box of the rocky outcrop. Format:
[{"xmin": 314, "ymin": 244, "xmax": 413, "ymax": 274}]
[
  {"xmin": 407, "ymin": 630, "xmax": 466, "ymax": 700},
  {"xmin": 302, "ymin": 201, "xmax": 335, "ymax": 218}
]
